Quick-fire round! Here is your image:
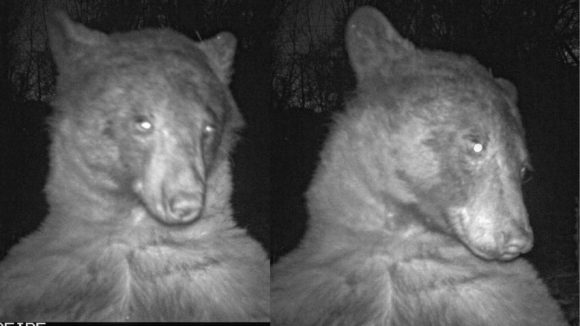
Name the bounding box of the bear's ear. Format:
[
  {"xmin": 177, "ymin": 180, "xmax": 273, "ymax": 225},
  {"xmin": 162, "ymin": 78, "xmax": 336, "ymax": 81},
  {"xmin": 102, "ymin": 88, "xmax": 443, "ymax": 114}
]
[
  {"xmin": 47, "ymin": 10, "xmax": 108, "ymax": 69},
  {"xmin": 346, "ymin": 7, "xmax": 414, "ymax": 81},
  {"xmin": 197, "ymin": 32, "xmax": 237, "ymax": 84}
]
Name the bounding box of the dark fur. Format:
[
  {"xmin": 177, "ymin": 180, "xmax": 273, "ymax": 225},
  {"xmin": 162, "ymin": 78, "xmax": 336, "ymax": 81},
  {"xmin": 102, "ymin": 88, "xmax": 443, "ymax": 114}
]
[
  {"xmin": 272, "ymin": 7, "xmax": 566, "ymax": 326},
  {"xmin": 0, "ymin": 12, "xmax": 268, "ymax": 322}
]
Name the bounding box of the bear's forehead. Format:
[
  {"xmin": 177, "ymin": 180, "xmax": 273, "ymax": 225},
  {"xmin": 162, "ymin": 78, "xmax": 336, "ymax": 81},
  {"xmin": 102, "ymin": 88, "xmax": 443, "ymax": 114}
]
[
  {"xmin": 97, "ymin": 49, "xmax": 214, "ymax": 85},
  {"xmin": 60, "ymin": 62, "xmax": 229, "ymax": 132},
  {"xmin": 71, "ymin": 42, "xmax": 226, "ymax": 106},
  {"xmin": 70, "ymin": 29, "xmax": 218, "ymax": 87},
  {"xmin": 411, "ymin": 91, "xmax": 523, "ymax": 144},
  {"xmin": 359, "ymin": 64, "xmax": 527, "ymax": 158},
  {"xmin": 365, "ymin": 73, "xmax": 517, "ymax": 125},
  {"xmin": 109, "ymin": 29, "xmax": 201, "ymax": 57}
]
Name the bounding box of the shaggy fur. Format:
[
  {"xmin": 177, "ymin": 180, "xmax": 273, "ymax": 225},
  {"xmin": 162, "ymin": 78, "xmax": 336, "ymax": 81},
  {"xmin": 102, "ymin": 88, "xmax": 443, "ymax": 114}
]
[
  {"xmin": 0, "ymin": 12, "xmax": 269, "ymax": 322},
  {"xmin": 272, "ymin": 7, "xmax": 566, "ymax": 326}
]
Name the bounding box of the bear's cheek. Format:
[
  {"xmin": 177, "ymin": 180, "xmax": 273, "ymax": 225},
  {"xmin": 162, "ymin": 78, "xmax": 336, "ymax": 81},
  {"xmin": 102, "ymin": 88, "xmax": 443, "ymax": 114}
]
[
  {"xmin": 117, "ymin": 136, "xmax": 151, "ymax": 181},
  {"xmin": 401, "ymin": 147, "xmax": 472, "ymax": 214},
  {"xmin": 64, "ymin": 116, "xmax": 124, "ymax": 180}
]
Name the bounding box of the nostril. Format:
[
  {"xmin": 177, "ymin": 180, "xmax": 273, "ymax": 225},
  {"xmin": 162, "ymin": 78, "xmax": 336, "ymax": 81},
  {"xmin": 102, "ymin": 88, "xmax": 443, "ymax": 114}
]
[
  {"xmin": 167, "ymin": 193, "xmax": 202, "ymax": 223},
  {"xmin": 502, "ymin": 231, "xmax": 533, "ymax": 255}
]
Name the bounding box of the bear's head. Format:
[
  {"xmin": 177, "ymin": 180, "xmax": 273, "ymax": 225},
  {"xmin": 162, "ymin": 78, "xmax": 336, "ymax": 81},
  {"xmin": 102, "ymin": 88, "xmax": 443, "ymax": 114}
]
[
  {"xmin": 46, "ymin": 12, "xmax": 243, "ymax": 225},
  {"xmin": 341, "ymin": 7, "xmax": 533, "ymax": 261}
]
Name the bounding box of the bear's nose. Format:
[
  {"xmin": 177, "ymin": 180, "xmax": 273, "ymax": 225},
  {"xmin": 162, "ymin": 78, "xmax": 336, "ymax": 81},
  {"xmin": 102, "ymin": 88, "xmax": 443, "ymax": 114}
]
[
  {"xmin": 165, "ymin": 191, "xmax": 203, "ymax": 223},
  {"xmin": 498, "ymin": 227, "xmax": 533, "ymax": 260}
]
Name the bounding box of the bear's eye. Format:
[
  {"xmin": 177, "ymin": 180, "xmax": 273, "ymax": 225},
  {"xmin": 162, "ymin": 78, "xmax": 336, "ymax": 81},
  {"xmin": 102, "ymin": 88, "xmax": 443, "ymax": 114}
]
[
  {"xmin": 203, "ymin": 124, "xmax": 216, "ymax": 136},
  {"xmin": 521, "ymin": 164, "xmax": 534, "ymax": 184},
  {"xmin": 133, "ymin": 115, "xmax": 154, "ymax": 134},
  {"xmin": 465, "ymin": 135, "xmax": 486, "ymax": 155},
  {"xmin": 201, "ymin": 122, "xmax": 220, "ymax": 167},
  {"xmin": 201, "ymin": 123, "xmax": 218, "ymax": 145},
  {"xmin": 472, "ymin": 142, "xmax": 484, "ymax": 153}
]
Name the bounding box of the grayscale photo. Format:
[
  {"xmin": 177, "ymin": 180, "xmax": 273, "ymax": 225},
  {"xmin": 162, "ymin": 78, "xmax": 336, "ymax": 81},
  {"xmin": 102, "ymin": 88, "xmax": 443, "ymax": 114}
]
[{"xmin": 0, "ymin": 1, "xmax": 577, "ymax": 325}]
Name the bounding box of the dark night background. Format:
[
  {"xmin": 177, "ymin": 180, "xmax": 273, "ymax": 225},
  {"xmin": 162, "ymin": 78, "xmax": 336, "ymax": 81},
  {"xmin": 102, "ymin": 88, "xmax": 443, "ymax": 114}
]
[{"xmin": 0, "ymin": 0, "xmax": 577, "ymax": 324}]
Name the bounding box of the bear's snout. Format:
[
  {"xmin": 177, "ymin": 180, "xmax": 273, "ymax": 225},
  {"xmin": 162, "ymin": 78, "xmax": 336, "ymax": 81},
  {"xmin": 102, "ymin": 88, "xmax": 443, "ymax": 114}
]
[
  {"xmin": 164, "ymin": 190, "xmax": 204, "ymax": 223},
  {"xmin": 497, "ymin": 223, "xmax": 533, "ymax": 260}
]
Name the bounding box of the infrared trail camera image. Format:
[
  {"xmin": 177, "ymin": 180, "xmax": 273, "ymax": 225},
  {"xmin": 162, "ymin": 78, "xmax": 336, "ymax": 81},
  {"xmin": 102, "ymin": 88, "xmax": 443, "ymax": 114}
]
[
  {"xmin": 0, "ymin": 9, "xmax": 268, "ymax": 322},
  {"xmin": 0, "ymin": 1, "xmax": 577, "ymax": 325}
]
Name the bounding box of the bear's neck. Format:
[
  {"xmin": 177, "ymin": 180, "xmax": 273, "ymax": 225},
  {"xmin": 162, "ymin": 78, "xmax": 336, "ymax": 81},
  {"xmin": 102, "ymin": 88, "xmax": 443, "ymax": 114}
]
[{"xmin": 303, "ymin": 116, "xmax": 427, "ymax": 246}]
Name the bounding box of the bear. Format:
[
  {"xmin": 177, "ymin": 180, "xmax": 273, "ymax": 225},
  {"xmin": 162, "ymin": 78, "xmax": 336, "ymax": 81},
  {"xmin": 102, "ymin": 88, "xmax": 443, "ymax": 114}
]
[
  {"xmin": 0, "ymin": 11, "xmax": 269, "ymax": 322},
  {"xmin": 271, "ymin": 7, "xmax": 567, "ymax": 326}
]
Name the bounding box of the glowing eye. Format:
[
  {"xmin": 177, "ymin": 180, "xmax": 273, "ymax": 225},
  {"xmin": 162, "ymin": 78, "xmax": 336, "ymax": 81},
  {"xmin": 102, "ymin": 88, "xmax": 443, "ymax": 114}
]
[
  {"xmin": 203, "ymin": 124, "xmax": 216, "ymax": 134},
  {"xmin": 472, "ymin": 143, "xmax": 484, "ymax": 153},
  {"xmin": 139, "ymin": 120, "xmax": 152, "ymax": 130},
  {"xmin": 134, "ymin": 116, "xmax": 153, "ymax": 133},
  {"xmin": 465, "ymin": 134, "xmax": 485, "ymax": 155}
]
